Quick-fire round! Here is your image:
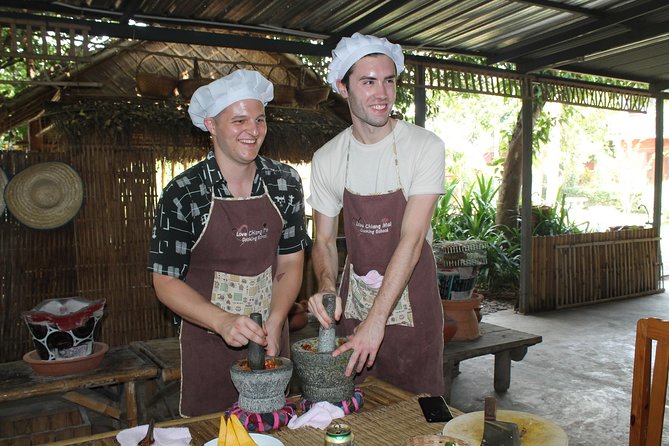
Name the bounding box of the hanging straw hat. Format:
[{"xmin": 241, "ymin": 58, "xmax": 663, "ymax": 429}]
[
  {"xmin": 0, "ymin": 168, "xmax": 7, "ymax": 215},
  {"xmin": 4, "ymin": 162, "xmax": 84, "ymax": 230}
]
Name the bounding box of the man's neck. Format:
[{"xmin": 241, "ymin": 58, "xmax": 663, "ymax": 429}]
[
  {"xmin": 216, "ymin": 156, "xmax": 257, "ymax": 198},
  {"xmin": 351, "ymin": 119, "xmax": 395, "ymax": 145}
]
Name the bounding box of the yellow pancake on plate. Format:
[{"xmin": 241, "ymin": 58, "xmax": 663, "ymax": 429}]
[{"xmin": 442, "ymin": 410, "xmax": 568, "ymax": 446}]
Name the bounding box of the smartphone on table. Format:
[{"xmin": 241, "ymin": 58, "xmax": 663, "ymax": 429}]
[{"xmin": 418, "ymin": 395, "xmax": 454, "ymax": 423}]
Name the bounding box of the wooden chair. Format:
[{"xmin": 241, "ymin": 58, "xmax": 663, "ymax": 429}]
[{"xmin": 629, "ymin": 318, "xmax": 669, "ymax": 446}]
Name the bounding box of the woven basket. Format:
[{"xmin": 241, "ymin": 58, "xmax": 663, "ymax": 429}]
[
  {"xmin": 268, "ymin": 65, "xmax": 297, "ymax": 106},
  {"xmin": 297, "ymin": 86, "xmax": 330, "ymax": 107},
  {"xmin": 177, "ymin": 78, "xmax": 213, "ymax": 99},
  {"xmin": 273, "ymin": 84, "xmax": 297, "ymax": 106},
  {"xmin": 177, "ymin": 59, "xmax": 214, "ymax": 99},
  {"xmin": 135, "ymin": 54, "xmax": 178, "ymax": 98},
  {"xmin": 136, "ymin": 73, "xmax": 177, "ymax": 98},
  {"xmin": 406, "ymin": 434, "xmax": 471, "ymax": 446}
]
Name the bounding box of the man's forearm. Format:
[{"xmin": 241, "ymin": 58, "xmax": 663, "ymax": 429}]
[
  {"xmin": 268, "ymin": 251, "xmax": 304, "ymax": 328},
  {"xmin": 312, "ymin": 237, "xmax": 339, "ymax": 293}
]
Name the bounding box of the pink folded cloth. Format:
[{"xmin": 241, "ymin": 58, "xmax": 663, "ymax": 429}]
[
  {"xmin": 357, "ymin": 269, "xmax": 384, "ymax": 289},
  {"xmin": 287, "ymin": 402, "xmax": 345, "ymax": 429},
  {"xmin": 116, "ymin": 424, "xmax": 191, "ymax": 446}
]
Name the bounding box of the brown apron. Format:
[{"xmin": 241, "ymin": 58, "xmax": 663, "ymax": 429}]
[
  {"xmin": 337, "ymin": 131, "xmax": 444, "ymax": 395},
  {"xmin": 180, "ymin": 184, "xmax": 288, "ymax": 417}
]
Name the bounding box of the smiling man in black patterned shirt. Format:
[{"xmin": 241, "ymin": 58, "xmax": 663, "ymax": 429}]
[{"xmin": 147, "ymin": 70, "xmax": 310, "ymax": 417}]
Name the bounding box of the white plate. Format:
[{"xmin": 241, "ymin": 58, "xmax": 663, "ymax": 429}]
[{"xmin": 204, "ymin": 433, "xmax": 284, "ymax": 446}]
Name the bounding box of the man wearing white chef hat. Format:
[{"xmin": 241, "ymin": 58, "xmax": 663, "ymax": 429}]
[
  {"xmin": 148, "ymin": 70, "xmax": 310, "ymax": 416},
  {"xmin": 308, "ymin": 33, "xmax": 446, "ymax": 396}
]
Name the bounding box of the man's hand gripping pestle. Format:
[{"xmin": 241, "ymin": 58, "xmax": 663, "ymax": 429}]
[
  {"xmin": 248, "ymin": 312, "xmax": 265, "ymax": 370},
  {"xmin": 318, "ymin": 294, "xmax": 337, "ymax": 352}
]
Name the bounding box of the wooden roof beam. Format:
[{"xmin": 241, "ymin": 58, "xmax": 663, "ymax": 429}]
[
  {"xmin": 504, "ymin": 0, "xmax": 606, "ymax": 17},
  {"xmin": 2, "ymin": 11, "xmax": 332, "ymax": 56}
]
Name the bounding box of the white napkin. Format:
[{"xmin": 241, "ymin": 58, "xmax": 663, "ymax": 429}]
[
  {"xmin": 287, "ymin": 402, "xmax": 345, "ymax": 429},
  {"xmin": 116, "ymin": 424, "xmax": 191, "ymax": 446}
]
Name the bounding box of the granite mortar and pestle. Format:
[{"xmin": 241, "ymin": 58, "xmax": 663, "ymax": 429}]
[
  {"xmin": 229, "ymin": 312, "xmax": 293, "ymax": 414},
  {"xmin": 291, "ymin": 294, "xmax": 355, "ymax": 403}
]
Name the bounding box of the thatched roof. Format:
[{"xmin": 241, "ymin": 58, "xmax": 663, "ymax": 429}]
[
  {"xmin": 1, "ymin": 40, "xmax": 350, "ymax": 163},
  {"xmin": 41, "ymin": 96, "xmax": 348, "ymax": 164}
]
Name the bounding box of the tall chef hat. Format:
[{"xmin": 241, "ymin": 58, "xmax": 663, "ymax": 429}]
[
  {"xmin": 188, "ymin": 69, "xmax": 274, "ymax": 131},
  {"xmin": 327, "ymin": 32, "xmax": 405, "ymax": 94}
]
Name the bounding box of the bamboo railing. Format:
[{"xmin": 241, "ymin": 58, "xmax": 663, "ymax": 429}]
[{"xmin": 531, "ymin": 228, "xmax": 662, "ymax": 312}]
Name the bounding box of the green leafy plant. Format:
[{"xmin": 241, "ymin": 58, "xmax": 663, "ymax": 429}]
[
  {"xmin": 432, "ymin": 176, "xmax": 586, "ymax": 292},
  {"xmin": 530, "ymin": 188, "xmax": 587, "ymax": 236},
  {"xmin": 432, "ymin": 174, "xmax": 519, "ymax": 291}
]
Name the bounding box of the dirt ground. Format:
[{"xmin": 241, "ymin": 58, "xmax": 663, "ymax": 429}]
[{"xmin": 478, "ymin": 290, "xmax": 517, "ymax": 315}]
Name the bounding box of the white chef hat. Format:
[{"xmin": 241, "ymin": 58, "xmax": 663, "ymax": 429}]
[
  {"xmin": 188, "ymin": 69, "xmax": 274, "ymax": 131},
  {"xmin": 327, "ymin": 33, "xmax": 404, "ymax": 94}
]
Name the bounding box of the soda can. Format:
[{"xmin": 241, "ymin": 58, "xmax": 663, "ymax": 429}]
[{"xmin": 324, "ymin": 421, "xmax": 354, "ymax": 445}]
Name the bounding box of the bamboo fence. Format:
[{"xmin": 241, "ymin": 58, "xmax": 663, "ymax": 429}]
[{"xmin": 531, "ymin": 228, "xmax": 662, "ymax": 312}]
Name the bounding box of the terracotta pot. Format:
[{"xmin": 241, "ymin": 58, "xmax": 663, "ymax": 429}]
[
  {"xmin": 472, "ymin": 292, "xmax": 483, "ymax": 322},
  {"xmin": 288, "ymin": 302, "xmax": 308, "ymax": 332},
  {"xmin": 443, "ymin": 317, "xmax": 458, "ymax": 344},
  {"xmin": 23, "ymin": 342, "xmax": 108, "ymax": 376},
  {"xmin": 442, "ymin": 295, "xmax": 482, "ymax": 341}
]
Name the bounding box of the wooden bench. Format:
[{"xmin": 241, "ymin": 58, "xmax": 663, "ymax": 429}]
[
  {"xmin": 130, "ymin": 338, "xmax": 182, "ymax": 418},
  {"xmin": 443, "ymin": 322, "xmax": 542, "ymax": 401},
  {"xmin": 131, "ymin": 338, "xmax": 180, "ymax": 383},
  {"xmin": 0, "ymin": 345, "xmax": 158, "ymax": 428}
]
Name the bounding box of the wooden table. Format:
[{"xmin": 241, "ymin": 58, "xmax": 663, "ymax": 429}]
[
  {"xmin": 0, "ymin": 346, "xmax": 158, "ymax": 428},
  {"xmin": 130, "ymin": 321, "xmax": 543, "ymax": 405},
  {"xmin": 49, "ymin": 376, "xmax": 461, "ymax": 445},
  {"xmin": 443, "ymin": 322, "xmax": 542, "ymax": 401},
  {"xmin": 131, "ymin": 338, "xmax": 180, "ymax": 383}
]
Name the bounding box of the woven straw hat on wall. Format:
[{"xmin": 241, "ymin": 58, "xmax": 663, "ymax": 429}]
[
  {"xmin": 0, "ymin": 167, "xmax": 7, "ymax": 215},
  {"xmin": 4, "ymin": 162, "xmax": 84, "ymax": 230}
]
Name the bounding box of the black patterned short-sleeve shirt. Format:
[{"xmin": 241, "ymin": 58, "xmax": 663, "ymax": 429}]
[{"xmin": 148, "ymin": 152, "xmax": 310, "ymax": 279}]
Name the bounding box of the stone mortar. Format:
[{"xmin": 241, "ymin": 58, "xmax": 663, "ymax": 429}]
[
  {"xmin": 230, "ymin": 356, "xmax": 293, "ymax": 413},
  {"xmin": 291, "ymin": 337, "xmax": 354, "ymax": 403}
]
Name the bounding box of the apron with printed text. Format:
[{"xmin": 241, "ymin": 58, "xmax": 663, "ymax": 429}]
[
  {"xmin": 337, "ymin": 132, "xmax": 444, "ymax": 396},
  {"xmin": 180, "ymin": 185, "xmax": 288, "ymax": 417}
]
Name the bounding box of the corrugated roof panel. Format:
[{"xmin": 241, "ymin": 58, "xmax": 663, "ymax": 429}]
[
  {"xmin": 583, "ymin": 38, "xmax": 669, "ymax": 82},
  {"xmin": 3, "ymin": 0, "xmax": 669, "ymax": 88}
]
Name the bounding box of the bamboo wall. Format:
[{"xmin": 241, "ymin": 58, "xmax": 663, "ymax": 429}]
[
  {"xmin": 69, "ymin": 140, "xmax": 178, "ymax": 348},
  {"xmin": 0, "ymin": 151, "xmax": 79, "ymax": 362},
  {"xmin": 0, "ymin": 134, "xmax": 198, "ymax": 361},
  {"xmin": 531, "ymin": 228, "xmax": 662, "ymax": 312}
]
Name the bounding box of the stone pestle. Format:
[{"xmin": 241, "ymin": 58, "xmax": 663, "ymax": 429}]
[
  {"xmin": 318, "ymin": 294, "xmax": 337, "ymax": 352},
  {"xmin": 248, "ymin": 312, "xmax": 265, "ymax": 370},
  {"xmin": 291, "ymin": 293, "xmax": 354, "ymax": 403},
  {"xmin": 230, "ymin": 312, "xmax": 293, "ymax": 414}
]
